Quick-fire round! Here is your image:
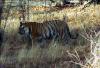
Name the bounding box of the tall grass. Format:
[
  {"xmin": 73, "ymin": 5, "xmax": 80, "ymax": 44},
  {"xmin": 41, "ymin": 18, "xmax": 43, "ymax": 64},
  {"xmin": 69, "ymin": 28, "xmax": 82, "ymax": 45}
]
[{"xmin": 0, "ymin": 5, "xmax": 100, "ymax": 68}]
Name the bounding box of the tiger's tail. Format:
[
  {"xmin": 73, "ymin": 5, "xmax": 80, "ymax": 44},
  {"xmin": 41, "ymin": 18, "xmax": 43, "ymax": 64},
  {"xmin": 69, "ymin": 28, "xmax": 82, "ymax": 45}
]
[{"xmin": 63, "ymin": 15, "xmax": 78, "ymax": 39}]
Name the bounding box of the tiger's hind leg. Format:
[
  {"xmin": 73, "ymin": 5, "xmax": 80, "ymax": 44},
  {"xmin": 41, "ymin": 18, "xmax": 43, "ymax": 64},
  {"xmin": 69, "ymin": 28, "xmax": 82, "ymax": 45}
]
[{"xmin": 62, "ymin": 28, "xmax": 71, "ymax": 45}]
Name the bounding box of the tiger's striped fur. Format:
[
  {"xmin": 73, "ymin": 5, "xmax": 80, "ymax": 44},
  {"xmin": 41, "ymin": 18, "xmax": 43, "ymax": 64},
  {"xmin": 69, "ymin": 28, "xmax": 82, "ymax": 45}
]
[{"xmin": 19, "ymin": 17, "xmax": 78, "ymax": 48}]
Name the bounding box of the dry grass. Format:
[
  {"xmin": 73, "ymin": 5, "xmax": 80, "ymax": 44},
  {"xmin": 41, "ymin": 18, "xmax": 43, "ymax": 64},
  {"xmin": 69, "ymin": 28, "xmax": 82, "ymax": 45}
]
[{"xmin": 0, "ymin": 5, "xmax": 100, "ymax": 68}]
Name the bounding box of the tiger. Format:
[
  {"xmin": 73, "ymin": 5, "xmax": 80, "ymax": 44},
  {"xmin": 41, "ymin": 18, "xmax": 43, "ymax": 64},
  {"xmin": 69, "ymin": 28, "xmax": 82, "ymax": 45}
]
[
  {"xmin": 18, "ymin": 16, "xmax": 78, "ymax": 48},
  {"xmin": 19, "ymin": 21, "xmax": 57, "ymax": 48}
]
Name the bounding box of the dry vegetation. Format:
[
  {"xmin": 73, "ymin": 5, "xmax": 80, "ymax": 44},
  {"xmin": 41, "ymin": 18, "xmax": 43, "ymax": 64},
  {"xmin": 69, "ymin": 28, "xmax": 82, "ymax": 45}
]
[{"xmin": 0, "ymin": 5, "xmax": 100, "ymax": 68}]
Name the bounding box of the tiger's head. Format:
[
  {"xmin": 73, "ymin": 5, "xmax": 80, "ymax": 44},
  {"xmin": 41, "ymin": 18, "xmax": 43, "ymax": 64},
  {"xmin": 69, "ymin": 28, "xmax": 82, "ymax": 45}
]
[
  {"xmin": 18, "ymin": 21, "xmax": 33, "ymax": 47},
  {"xmin": 18, "ymin": 22, "xmax": 31, "ymax": 36}
]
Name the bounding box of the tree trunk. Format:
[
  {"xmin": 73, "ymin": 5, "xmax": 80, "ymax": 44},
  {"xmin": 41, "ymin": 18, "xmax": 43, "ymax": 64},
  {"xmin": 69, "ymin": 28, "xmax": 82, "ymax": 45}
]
[
  {"xmin": 0, "ymin": 0, "xmax": 4, "ymax": 55},
  {"xmin": 91, "ymin": 0, "xmax": 100, "ymax": 4},
  {"xmin": 97, "ymin": 0, "xmax": 100, "ymax": 4},
  {"xmin": 0, "ymin": 0, "xmax": 4, "ymax": 25}
]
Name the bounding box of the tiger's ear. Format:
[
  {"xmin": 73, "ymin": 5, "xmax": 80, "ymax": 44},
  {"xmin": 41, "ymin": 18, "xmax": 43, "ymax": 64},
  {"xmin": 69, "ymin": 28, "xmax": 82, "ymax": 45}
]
[
  {"xmin": 20, "ymin": 21, "xmax": 22, "ymax": 25},
  {"xmin": 19, "ymin": 17, "xmax": 25, "ymax": 23}
]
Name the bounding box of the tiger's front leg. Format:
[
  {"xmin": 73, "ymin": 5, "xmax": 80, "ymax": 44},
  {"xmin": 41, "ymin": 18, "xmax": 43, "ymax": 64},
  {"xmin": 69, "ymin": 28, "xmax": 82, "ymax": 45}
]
[{"xmin": 23, "ymin": 34, "xmax": 33, "ymax": 49}]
